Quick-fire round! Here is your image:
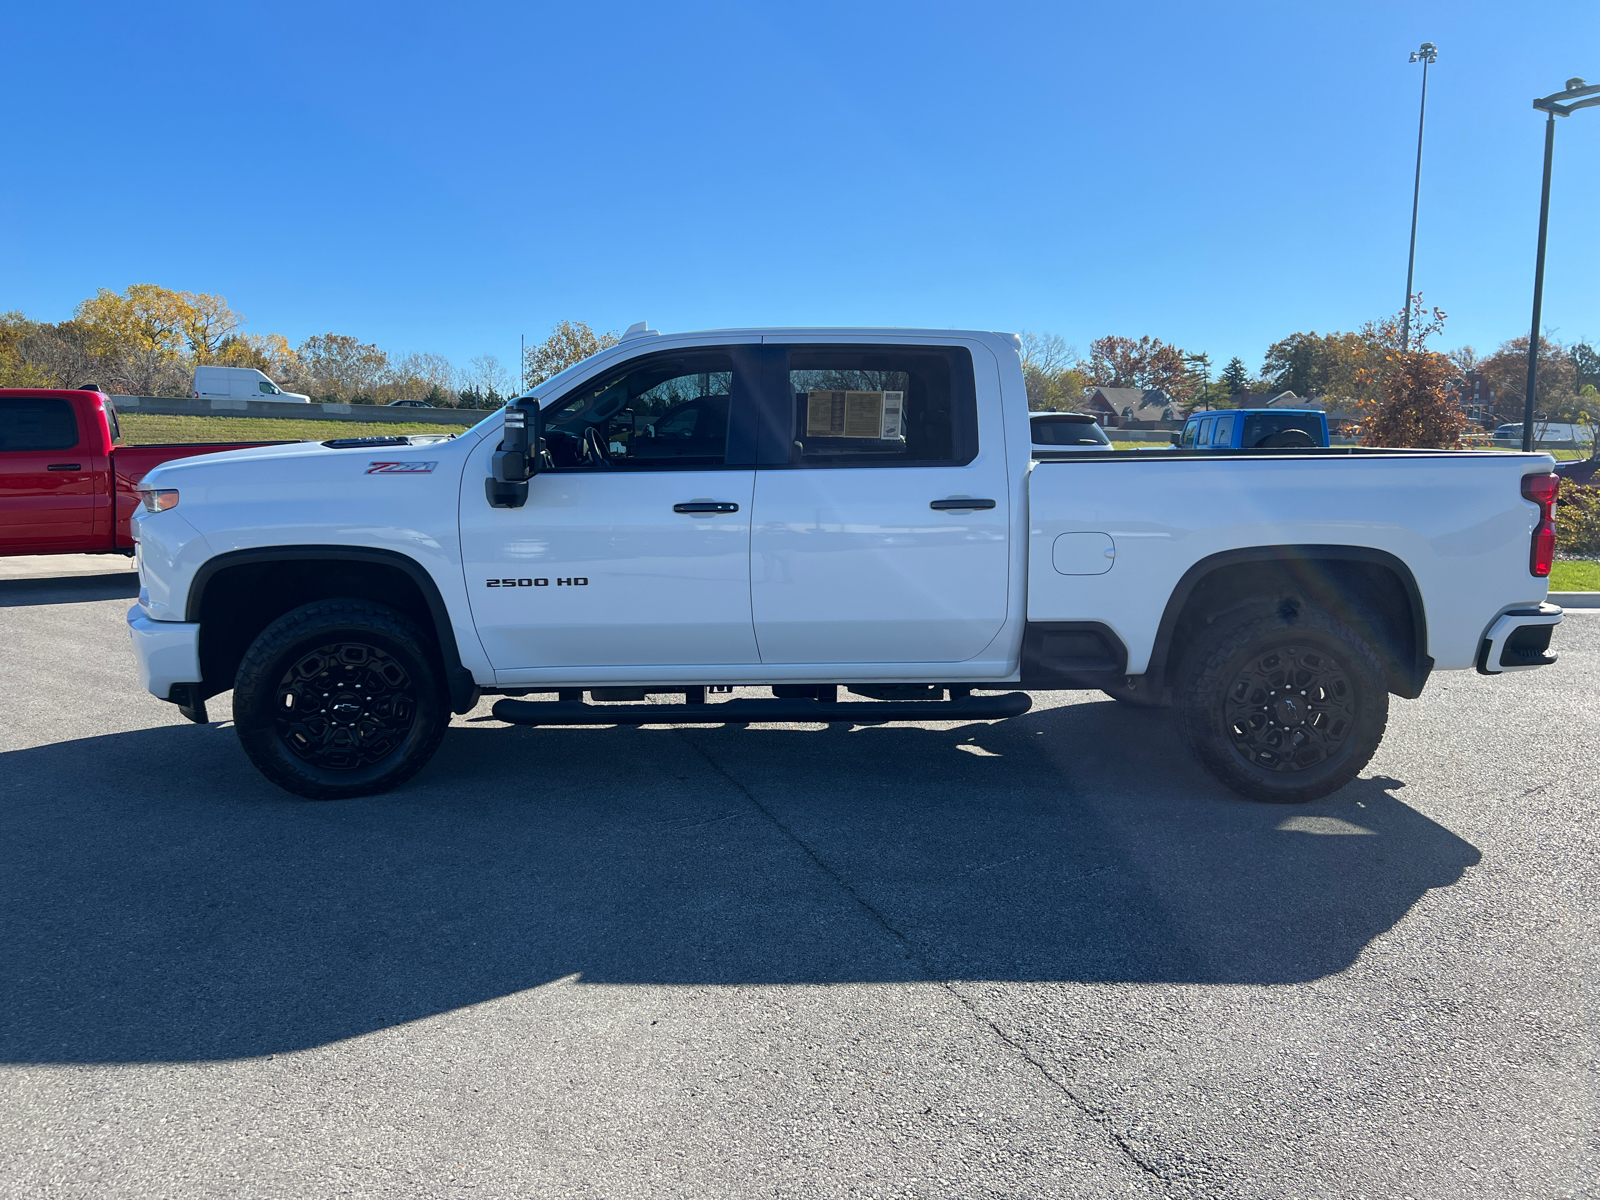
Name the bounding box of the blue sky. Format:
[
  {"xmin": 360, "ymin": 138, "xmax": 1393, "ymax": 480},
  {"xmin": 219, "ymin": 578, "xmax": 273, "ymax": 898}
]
[{"xmin": 6, "ymin": 1, "xmax": 1597, "ymax": 378}]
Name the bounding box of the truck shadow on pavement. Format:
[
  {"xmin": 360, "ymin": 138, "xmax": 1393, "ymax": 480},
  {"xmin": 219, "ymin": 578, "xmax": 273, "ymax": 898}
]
[
  {"xmin": 1, "ymin": 697, "xmax": 1480, "ymax": 1064},
  {"xmin": 0, "ymin": 573, "xmax": 139, "ymax": 608}
]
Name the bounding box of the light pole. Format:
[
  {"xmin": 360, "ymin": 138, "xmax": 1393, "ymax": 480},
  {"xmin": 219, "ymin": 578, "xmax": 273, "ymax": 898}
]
[
  {"xmin": 1401, "ymin": 42, "xmax": 1437, "ymax": 352},
  {"xmin": 1523, "ymin": 77, "xmax": 1600, "ymax": 452}
]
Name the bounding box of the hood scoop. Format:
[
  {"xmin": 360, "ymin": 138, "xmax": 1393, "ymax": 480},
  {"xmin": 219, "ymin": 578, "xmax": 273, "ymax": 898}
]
[{"xmin": 322, "ymin": 436, "xmax": 413, "ymax": 449}]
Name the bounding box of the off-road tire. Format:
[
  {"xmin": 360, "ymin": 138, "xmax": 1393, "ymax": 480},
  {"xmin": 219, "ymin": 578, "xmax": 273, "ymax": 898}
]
[
  {"xmin": 1174, "ymin": 602, "xmax": 1388, "ymax": 803},
  {"xmin": 233, "ymin": 600, "xmax": 449, "ymax": 800}
]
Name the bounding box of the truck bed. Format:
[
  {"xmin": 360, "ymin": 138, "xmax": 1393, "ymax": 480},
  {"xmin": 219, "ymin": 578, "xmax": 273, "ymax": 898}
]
[{"xmin": 1025, "ymin": 448, "xmax": 1550, "ymax": 674}]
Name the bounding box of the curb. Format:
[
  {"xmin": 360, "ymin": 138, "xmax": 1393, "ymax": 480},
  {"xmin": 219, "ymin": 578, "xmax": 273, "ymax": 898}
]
[{"xmin": 1550, "ymin": 592, "xmax": 1600, "ymax": 609}]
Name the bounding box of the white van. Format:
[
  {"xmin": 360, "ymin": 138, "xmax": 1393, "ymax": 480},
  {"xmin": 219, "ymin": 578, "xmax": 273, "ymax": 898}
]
[
  {"xmin": 1491, "ymin": 422, "xmax": 1594, "ymax": 449},
  {"xmin": 193, "ymin": 366, "xmax": 311, "ymax": 403}
]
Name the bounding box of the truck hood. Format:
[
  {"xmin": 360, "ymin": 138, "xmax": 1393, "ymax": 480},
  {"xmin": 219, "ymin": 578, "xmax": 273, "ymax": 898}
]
[{"xmin": 137, "ymin": 434, "xmax": 467, "ymax": 489}]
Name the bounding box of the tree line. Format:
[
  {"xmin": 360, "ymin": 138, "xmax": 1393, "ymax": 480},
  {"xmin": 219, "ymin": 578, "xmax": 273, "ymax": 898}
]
[
  {"xmin": 1021, "ymin": 301, "xmax": 1600, "ymax": 447},
  {"xmin": 0, "ymin": 285, "xmax": 621, "ymax": 410},
  {"xmin": 6, "ymin": 283, "xmax": 1597, "ymax": 448}
]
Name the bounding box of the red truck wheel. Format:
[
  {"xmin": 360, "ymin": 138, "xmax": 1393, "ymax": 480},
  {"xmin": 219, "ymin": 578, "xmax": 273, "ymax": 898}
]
[
  {"xmin": 232, "ymin": 600, "xmax": 449, "ymax": 800},
  {"xmin": 1173, "ymin": 602, "xmax": 1389, "ymax": 804}
]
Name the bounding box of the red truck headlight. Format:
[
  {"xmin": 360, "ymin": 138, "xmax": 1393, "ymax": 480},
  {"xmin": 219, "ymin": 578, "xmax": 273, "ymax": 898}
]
[
  {"xmin": 139, "ymin": 488, "xmax": 179, "ymax": 514},
  {"xmin": 1522, "ymin": 473, "xmax": 1558, "ymax": 577}
]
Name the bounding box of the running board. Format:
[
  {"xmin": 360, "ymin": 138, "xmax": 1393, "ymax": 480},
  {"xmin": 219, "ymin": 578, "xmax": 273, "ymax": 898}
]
[{"xmin": 490, "ymin": 692, "xmax": 1033, "ymax": 727}]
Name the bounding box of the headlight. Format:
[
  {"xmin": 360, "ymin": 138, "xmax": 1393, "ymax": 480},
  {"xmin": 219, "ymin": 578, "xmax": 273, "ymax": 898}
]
[{"xmin": 139, "ymin": 488, "xmax": 179, "ymax": 513}]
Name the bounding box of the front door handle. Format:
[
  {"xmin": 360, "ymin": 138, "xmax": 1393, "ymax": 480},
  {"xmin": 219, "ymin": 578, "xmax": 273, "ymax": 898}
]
[
  {"xmin": 674, "ymin": 501, "xmax": 739, "ymax": 514},
  {"xmin": 48, "ymin": 463, "xmax": 82, "ymax": 471},
  {"xmin": 930, "ymin": 498, "xmax": 996, "ymax": 510}
]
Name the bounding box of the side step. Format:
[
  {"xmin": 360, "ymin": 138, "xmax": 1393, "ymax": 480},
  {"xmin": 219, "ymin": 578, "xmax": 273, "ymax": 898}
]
[{"xmin": 490, "ymin": 692, "xmax": 1033, "ymax": 727}]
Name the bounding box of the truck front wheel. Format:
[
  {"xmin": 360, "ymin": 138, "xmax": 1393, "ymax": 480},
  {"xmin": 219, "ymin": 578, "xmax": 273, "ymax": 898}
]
[
  {"xmin": 1173, "ymin": 602, "xmax": 1388, "ymax": 803},
  {"xmin": 232, "ymin": 600, "xmax": 449, "ymax": 800}
]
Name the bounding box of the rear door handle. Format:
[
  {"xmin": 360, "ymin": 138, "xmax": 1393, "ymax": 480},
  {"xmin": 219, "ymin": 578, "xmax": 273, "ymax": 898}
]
[
  {"xmin": 48, "ymin": 463, "xmax": 82, "ymax": 471},
  {"xmin": 674, "ymin": 501, "xmax": 739, "ymax": 514},
  {"xmin": 930, "ymin": 498, "xmax": 996, "ymax": 510}
]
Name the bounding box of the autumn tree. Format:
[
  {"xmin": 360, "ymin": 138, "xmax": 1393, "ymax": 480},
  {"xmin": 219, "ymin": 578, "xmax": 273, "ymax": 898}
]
[
  {"xmin": 1477, "ymin": 336, "xmax": 1576, "ymax": 421},
  {"xmin": 1359, "ymin": 303, "xmax": 1463, "ymax": 448},
  {"xmin": 524, "ymin": 320, "xmax": 619, "ymax": 389},
  {"xmin": 0, "ymin": 312, "xmax": 64, "ymax": 387},
  {"xmin": 1084, "ymin": 335, "xmax": 1191, "ymax": 400},
  {"xmin": 297, "ymin": 333, "xmax": 391, "ymax": 401}
]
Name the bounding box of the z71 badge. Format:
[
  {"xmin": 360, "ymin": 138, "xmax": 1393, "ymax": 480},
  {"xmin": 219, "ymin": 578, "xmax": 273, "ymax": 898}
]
[{"xmin": 366, "ymin": 461, "xmax": 437, "ymax": 474}]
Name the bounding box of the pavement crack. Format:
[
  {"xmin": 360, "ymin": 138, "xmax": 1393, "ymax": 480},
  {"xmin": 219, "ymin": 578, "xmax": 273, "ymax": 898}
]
[{"xmin": 675, "ymin": 730, "xmax": 1178, "ymax": 1194}]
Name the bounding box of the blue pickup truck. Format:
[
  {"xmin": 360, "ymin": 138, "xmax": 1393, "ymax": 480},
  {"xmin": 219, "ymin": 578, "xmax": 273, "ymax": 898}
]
[{"xmin": 1176, "ymin": 408, "xmax": 1330, "ymax": 449}]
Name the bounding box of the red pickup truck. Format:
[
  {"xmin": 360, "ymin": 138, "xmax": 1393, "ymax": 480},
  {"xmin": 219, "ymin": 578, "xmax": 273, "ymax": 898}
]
[{"xmin": 0, "ymin": 388, "xmax": 284, "ymax": 557}]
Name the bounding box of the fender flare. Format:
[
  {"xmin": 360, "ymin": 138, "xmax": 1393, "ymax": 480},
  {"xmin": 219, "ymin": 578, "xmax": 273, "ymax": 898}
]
[
  {"xmin": 1146, "ymin": 544, "xmax": 1433, "ymax": 699},
  {"xmin": 186, "ymin": 545, "xmax": 479, "ymax": 712}
]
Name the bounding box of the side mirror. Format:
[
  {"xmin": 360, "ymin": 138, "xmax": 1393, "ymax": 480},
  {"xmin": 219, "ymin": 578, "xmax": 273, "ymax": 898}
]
[
  {"xmin": 487, "ymin": 398, "xmax": 543, "ymax": 509},
  {"xmin": 1170, "ymin": 433, "xmax": 1182, "ymax": 446}
]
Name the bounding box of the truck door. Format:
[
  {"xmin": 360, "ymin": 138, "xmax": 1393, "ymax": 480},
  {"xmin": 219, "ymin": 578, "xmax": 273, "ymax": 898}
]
[
  {"xmin": 460, "ymin": 347, "xmax": 762, "ymax": 671},
  {"xmin": 0, "ymin": 394, "xmax": 102, "ymax": 553},
  {"xmin": 749, "ymin": 343, "xmax": 1011, "ymax": 664}
]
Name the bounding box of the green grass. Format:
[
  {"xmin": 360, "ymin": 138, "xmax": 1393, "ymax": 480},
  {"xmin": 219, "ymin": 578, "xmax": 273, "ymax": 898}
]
[
  {"xmin": 117, "ymin": 412, "xmax": 475, "ymax": 445},
  {"xmin": 1550, "ymin": 559, "xmax": 1600, "ymax": 591}
]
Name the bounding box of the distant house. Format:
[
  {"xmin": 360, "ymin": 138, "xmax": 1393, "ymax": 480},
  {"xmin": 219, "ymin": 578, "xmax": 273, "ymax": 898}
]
[{"xmin": 1085, "ymin": 387, "xmax": 1177, "ymax": 428}]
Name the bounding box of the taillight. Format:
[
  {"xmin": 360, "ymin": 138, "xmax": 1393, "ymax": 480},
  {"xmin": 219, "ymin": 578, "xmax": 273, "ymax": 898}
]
[{"xmin": 1522, "ymin": 473, "xmax": 1558, "ymax": 577}]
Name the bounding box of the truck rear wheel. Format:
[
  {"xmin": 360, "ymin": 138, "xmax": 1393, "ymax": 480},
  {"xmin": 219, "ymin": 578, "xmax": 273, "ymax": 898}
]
[
  {"xmin": 233, "ymin": 600, "xmax": 449, "ymax": 800},
  {"xmin": 1173, "ymin": 602, "xmax": 1388, "ymax": 803}
]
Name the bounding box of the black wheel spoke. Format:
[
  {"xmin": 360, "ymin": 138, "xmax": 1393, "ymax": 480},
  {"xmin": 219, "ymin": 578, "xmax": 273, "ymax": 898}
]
[
  {"xmin": 1222, "ymin": 642, "xmax": 1355, "ymax": 773},
  {"xmin": 275, "ymin": 641, "xmax": 417, "ymax": 770}
]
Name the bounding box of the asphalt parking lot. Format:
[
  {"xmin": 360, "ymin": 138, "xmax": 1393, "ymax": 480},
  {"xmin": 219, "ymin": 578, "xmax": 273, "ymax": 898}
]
[{"xmin": 2, "ymin": 558, "xmax": 1595, "ymax": 1199}]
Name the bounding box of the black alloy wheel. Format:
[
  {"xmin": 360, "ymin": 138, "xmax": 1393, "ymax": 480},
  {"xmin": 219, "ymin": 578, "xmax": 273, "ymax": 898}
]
[
  {"xmin": 275, "ymin": 641, "xmax": 418, "ymax": 770},
  {"xmin": 233, "ymin": 600, "xmax": 449, "ymax": 800},
  {"xmin": 1174, "ymin": 602, "xmax": 1388, "ymax": 803},
  {"xmin": 1220, "ymin": 642, "xmax": 1355, "ymax": 772}
]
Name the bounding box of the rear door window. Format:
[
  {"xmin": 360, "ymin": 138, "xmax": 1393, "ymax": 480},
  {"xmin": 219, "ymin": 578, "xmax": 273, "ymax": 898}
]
[
  {"xmin": 0, "ymin": 397, "xmax": 79, "ymax": 451},
  {"xmin": 1197, "ymin": 418, "xmax": 1214, "ymax": 446},
  {"xmin": 772, "ymin": 345, "xmax": 977, "ymax": 467}
]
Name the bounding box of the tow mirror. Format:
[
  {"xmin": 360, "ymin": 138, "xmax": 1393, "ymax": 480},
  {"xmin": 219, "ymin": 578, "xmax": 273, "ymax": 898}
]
[
  {"xmin": 1171, "ymin": 433, "xmax": 1182, "ymax": 446},
  {"xmin": 487, "ymin": 398, "xmax": 544, "ymax": 508}
]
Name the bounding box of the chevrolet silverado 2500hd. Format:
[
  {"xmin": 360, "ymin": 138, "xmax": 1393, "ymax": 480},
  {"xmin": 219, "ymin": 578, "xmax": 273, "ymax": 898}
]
[{"xmin": 126, "ymin": 327, "xmax": 1565, "ymax": 803}]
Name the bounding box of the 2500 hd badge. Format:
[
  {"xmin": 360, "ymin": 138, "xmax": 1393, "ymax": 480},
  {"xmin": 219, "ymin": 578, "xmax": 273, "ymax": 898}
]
[{"xmin": 485, "ymin": 577, "xmax": 589, "ymax": 587}]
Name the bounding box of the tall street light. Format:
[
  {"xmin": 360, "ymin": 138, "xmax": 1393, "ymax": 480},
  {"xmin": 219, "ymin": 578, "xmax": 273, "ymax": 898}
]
[
  {"xmin": 1523, "ymin": 77, "xmax": 1600, "ymax": 452},
  {"xmin": 1401, "ymin": 42, "xmax": 1438, "ymax": 352}
]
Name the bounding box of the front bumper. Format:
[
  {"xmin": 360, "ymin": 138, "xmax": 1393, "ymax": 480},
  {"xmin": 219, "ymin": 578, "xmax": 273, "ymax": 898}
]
[
  {"xmin": 126, "ymin": 604, "xmax": 201, "ymax": 699},
  {"xmin": 1476, "ymin": 602, "xmax": 1563, "ymax": 674}
]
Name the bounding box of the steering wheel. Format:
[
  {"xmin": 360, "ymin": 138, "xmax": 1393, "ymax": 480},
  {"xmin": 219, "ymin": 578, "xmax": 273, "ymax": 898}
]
[{"xmin": 580, "ymin": 425, "xmax": 612, "ymax": 468}]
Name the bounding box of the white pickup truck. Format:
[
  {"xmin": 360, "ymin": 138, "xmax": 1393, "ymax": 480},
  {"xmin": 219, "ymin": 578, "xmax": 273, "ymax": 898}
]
[{"xmin": 127, "ymin": 326, "xmax": 1565, "ymax": 804}]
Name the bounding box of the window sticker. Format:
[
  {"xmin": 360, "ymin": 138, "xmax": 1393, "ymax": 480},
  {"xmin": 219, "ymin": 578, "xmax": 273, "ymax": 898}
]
[{"xmin": 806, "ymin": 390, "xmax": 905, "ymax": 439}]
